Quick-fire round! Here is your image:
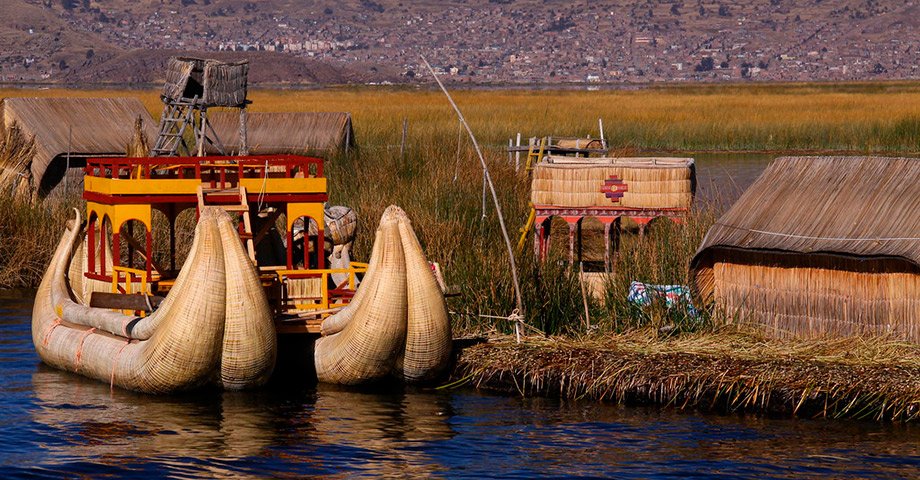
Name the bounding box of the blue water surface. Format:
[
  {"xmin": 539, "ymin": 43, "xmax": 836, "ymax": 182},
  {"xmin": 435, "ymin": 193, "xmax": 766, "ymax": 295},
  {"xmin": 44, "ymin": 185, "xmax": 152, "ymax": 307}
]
[{"xmin": 2, "ymin": 292, "xmax": 918, "ymax": 479}]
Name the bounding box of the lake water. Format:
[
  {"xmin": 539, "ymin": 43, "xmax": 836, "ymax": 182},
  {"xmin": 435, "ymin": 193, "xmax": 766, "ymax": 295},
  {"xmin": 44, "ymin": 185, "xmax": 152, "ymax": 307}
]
[
  {"xmin": 3, "ymin": 295, "xmax": 920, "ymax": 478},
  {"xmin": 3, "ymin": 155, "xmax": 920, "ymax": 478}
]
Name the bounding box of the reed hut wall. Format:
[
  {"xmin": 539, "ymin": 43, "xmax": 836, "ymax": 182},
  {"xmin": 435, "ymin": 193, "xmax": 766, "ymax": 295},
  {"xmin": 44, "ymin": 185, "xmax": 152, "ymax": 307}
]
[
  {"xmin": 206, "ymin": 111, "xmax": 355, "ymax": 155},
  {"xmin": 531, "ymin": 156, "xmax": 695, "ymax": 209},
  {"xmin": 0, "ymin": 97, "xmax": 156, "ymax": 194},
  {"xmin": 690, "ymin": 156, "xmax": 920, "ymax": 342}
]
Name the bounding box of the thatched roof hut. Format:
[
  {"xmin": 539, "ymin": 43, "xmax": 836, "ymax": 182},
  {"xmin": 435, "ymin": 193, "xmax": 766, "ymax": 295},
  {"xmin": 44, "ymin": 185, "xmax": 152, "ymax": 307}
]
[
  {"xmin": 690, "ymin": 156, "xmax": 920, "ymax": 342},
  {"xmin": 162, "ymin": 57, "xmax": 248, "ymax": 107},
  {"xmin": 206, "ymin": 111, "xmax": 354, "ymax": 155},
  {"xmin": 1, "ymin": 97, "xmax": 156, "ymax": 195},
  {"xmin": 531, "ymin": 156, "xmax": 695, "ymax": 209}
]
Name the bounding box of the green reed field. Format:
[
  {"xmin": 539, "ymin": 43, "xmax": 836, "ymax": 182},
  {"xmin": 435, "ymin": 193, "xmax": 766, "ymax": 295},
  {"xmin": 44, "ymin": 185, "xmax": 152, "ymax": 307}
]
[{"xmin": 2, "ymin": 82, "xmax": 920, "ymax": 336}]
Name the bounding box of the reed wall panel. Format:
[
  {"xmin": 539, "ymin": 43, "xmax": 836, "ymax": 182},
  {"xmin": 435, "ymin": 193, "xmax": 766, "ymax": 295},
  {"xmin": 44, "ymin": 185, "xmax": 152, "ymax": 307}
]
[
  {"xmin": 708, "ymin": 250, "xmax": 920, "ymax": 342},
  {"xmin": 530, "ymin": 157, "xmax": 694, "ymax": 209}
]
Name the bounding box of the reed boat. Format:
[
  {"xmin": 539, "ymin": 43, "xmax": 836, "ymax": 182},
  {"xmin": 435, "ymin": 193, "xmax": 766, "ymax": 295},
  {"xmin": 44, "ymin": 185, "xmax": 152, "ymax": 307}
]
[{"xmin": 32, "ymin": 154, "xmax": 451, "ymax": 393}]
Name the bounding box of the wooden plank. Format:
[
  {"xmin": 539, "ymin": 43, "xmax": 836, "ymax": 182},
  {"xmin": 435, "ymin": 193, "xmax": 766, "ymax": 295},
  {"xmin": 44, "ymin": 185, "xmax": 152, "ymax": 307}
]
[
  {"xmin": 121, "ymin": 233, "xmax": 168, "ymax": 276},
  {"xmin": 89, "ymin": 292, "xmax": 165, "ymax": 312}
]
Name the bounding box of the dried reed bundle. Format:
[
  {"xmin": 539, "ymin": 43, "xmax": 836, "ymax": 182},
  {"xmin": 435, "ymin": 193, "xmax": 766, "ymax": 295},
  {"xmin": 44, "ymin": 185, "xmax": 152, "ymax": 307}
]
[
  {"xmin": 314, "ymin": 206, "xmax": 408, "ymax": 385},
  {"xmin": 555, "ymin": 138, "xmax": 605, "ymax": 150},
  {"xmin": 0, "ymin": 121, "xmax": 35, "ymax": 198},
  {"xmin": 32, "ymin": 207, "xmax": 275, "ymax": 393},
  {"xmin": 396, "ymin": 211, "xmax": 452, "ymax": 383},
  {"xmin": 126, "ymin": 116, "xmax": 149, "ymax": 158},
  {"xmin": 316, "ymin": 206, "xmax": 451, "ymax": 385},
  {"xmin": 217, "ymin": 211, "xmax": 276, "ymax": 389}
]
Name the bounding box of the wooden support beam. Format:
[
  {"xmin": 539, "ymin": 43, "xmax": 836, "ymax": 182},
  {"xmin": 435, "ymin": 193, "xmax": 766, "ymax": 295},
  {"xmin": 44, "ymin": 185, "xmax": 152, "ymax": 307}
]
[
  {"xmin": 121, "ymin": 232, "xmax": 167, "ymax": 277},
  {"xmin": 90, "ymin": 292, "xmax": 165, "ymax": 312},
  {"xmin": 253, "ymin": 209, "xmax": 283, "ymax": 248}
]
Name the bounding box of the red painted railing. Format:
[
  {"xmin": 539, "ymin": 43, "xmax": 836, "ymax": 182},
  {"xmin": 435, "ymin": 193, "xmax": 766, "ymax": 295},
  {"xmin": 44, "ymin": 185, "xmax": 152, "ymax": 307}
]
[{"xmin": 84, "ymin": 154, "xmax": 324, "ymax": 181}]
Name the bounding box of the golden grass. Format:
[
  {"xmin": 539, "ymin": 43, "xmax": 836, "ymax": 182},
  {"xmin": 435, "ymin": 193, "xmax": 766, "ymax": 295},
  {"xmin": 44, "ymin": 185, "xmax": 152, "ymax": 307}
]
[{"xmin": 3, "ymin": 82, "xmax": 920, "ymax": 152}]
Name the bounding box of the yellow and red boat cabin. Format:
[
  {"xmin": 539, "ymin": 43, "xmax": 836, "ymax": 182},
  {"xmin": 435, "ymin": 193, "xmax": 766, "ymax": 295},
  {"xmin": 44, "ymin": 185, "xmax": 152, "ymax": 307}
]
[{"xmin": 82, "ymin": 154, "xmax": 365, "ymax": 333}]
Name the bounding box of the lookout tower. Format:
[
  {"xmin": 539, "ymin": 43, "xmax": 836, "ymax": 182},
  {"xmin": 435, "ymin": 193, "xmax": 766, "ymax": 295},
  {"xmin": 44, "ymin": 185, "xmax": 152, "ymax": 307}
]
[{"xmin": 153, "ymin": 57, "xmax": 250, "ymax": 157}]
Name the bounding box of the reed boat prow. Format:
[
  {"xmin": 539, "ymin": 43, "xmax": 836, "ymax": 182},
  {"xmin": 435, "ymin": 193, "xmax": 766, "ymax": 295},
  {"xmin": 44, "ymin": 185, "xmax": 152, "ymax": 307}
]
[
  {"xmin": 33, "ymin": 206, "xmax": 276, "ymax": 393},
  {"xmin": 315, "ymin": 206, "xmax": 451, "ymax": 385}
]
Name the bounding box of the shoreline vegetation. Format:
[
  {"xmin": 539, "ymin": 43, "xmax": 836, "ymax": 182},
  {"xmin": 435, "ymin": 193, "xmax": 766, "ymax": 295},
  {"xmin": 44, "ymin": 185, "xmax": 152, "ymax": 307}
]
[{"xmin": 2, "ymin": 84, "xmax": 919, "ymax": 420}]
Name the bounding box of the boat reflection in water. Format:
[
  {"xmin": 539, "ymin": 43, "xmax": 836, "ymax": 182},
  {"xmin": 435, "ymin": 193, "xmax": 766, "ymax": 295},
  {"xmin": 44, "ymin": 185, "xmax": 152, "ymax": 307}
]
[{"xmin": 30, "ymin": 365, "xmax": 456, "ymax": 477}]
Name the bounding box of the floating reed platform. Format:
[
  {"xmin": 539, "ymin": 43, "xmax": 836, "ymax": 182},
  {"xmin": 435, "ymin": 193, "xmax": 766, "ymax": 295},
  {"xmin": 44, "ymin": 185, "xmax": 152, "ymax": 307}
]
[{"xmin": 450, "ymin": 334, "xmax": 920, "ymax": 422}]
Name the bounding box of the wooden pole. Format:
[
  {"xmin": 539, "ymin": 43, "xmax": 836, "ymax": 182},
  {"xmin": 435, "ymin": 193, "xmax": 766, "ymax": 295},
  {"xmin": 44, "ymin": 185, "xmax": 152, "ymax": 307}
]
[
  {"xmin": 599, "ymin": 118, "xmax": 606, "ymax": 149},
  {"xmin": 579, "ymin": 262, "xmax": 590, "ymax": 330},
  {"xmin": 239, "ymin": 106, "xmax": 249, "ymax": 156},
  {"xmin": 515, "ymin": 132, "xmax": 521, "ymax": 171},
  {"xmin": 422, "ymin": 56, "xmax": 525, "ymax": 317},
  {"xmin": 64, "ymin": 124, "xmax": 72, "ymax": 193}
]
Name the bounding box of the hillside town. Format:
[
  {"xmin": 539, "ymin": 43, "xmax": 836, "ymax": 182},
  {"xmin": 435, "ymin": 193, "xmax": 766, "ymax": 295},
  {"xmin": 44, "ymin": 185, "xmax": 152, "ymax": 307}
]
[{"xmin": 3, "ymin": 0, "xmax": 919, "ymax": 84}]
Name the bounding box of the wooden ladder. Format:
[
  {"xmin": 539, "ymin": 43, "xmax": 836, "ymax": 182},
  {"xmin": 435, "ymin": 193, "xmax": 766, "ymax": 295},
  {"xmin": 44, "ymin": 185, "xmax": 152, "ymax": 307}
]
[
  {"xmin": 525, "ymin": 136, "xmax": 547, "ymax": 171},
  {"xmin": 152, "ymin": 96, "xmax": 197, "ymax": 157},
  {"xmin": 197, "ymin": 185, "xmax": 257, "ymax": 265}
]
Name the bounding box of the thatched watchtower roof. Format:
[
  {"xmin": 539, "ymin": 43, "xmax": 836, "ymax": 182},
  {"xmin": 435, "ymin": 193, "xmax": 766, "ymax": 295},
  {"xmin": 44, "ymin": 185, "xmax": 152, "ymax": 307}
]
[
  {"xmin": 206, "ymin": 111, "xmax": 354, "ymax": 155},
  {"xmin": 162, "ymin": 57, "xmax": 248, "ymax": 107},
  {"xmin": 1, "ymin": 97, "xmax": 156, "ymax": 192}
]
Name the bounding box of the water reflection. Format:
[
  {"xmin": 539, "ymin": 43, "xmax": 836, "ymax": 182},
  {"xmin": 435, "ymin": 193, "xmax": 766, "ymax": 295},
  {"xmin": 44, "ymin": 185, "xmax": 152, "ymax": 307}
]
[{"xmin": 27, "ymin": 365, "xmax": 458, "ymax": 477}]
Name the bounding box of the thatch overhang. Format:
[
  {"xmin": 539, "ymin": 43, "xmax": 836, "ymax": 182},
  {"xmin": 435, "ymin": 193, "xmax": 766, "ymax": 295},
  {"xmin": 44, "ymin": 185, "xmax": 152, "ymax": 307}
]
[
  {"xmin": 690, "ymin": 156, "xmax": 920, "ymax": 339},
  {"xmin": 206, "ymin": 111, "xmax": 354, "ymax": 155},
  {"xmin": 0, "ymin": 97, "xmax": 156, "ymax": 192}
]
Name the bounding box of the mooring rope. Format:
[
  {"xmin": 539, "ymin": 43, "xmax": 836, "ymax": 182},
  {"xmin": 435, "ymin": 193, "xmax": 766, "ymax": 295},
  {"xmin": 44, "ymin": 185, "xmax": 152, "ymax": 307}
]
[
  {"xmin": 715, "ymin": 222, "xmax": 920, "ymax": 242},
  {"xmin": 449, "ymin": 308, "xmax": 541, "ymax": 343}
]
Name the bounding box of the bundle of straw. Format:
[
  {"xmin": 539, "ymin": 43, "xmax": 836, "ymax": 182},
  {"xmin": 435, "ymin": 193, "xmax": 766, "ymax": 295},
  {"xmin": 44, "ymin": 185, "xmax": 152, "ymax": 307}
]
[
  {"xmin": 0, "ymin": 122, "xmax": 35, "ymax": 199},
  {"xmin": 32, "ymin": 207, "xmax": 276, "ymax": 393},
  {"xmin": 315, "ymin": 206, "xmax": 451, "ymax": 385}
]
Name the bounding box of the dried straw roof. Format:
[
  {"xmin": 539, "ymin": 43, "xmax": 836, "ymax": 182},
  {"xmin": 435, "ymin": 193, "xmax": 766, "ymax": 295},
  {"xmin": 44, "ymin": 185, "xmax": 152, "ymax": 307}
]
[
  {"xmin": 206, "ymin": 111, "xmax": 354, "ymax": 155},
  {"xmin": 692, "ymin": 156, "xmax": 920, "ymax": 267},
  {"xmin": 1, "ymin": 97, "xmax": 156, "ymax": 186}
]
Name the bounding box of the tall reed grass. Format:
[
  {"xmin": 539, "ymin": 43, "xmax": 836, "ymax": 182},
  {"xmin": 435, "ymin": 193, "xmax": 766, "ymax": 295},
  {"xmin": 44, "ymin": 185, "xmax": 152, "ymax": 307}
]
[{"xmin": 2, "ymin": 83, "xmax": 918, "ymax": 334}]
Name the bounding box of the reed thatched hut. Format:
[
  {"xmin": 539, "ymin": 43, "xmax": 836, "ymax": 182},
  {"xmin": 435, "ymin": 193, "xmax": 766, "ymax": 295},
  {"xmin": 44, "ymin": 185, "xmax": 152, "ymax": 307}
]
[
  {"xmin": 690, "ymin": 156, "xmax": 920, "ymax": 342},
  {"xmin": 1, "ymin": 97, "xmax": 156, "ymax": 196},
  {"xmin": 206, "ymin": 112, "xmax": 354, "ymax": 155}
]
